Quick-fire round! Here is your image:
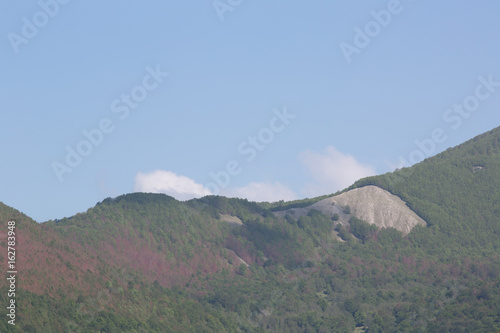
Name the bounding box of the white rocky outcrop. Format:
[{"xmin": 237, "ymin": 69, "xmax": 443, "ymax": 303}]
[{"xmin": 275, "ymin": 186, "xmax": 426, "ymax": 235}]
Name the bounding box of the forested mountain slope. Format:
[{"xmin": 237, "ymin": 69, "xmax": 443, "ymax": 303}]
[
  {"xmin": 350, "ymin": 126, "xmax": 500, "ymax": 256},
  {"xmin": 0, "ymin": 127, "xmax": 498, "ymax": 332}
]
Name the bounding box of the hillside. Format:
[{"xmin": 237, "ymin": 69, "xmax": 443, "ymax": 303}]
[
  {"xmin": 0, "ymin": 127, "xmax": 499, "ymax": 332},
  {"xmin": 349, "ymin": 126, "xmax": 500, "ymax": 255},
  {"xmin": 274, "ymin": 186, "xmax": 426, "ymax": 235}
]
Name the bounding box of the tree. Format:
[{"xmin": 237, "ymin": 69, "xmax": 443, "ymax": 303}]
[
  {"xmin": 237, "ymin": 263, "xmax": 247, "ymax": 276},
  {"xmin": 343, "ymin": 298, "xmax": 359, "ymax": 315},
  {"xmin": 354, "ymin": 310, "xmax": 366, "ymax": 327},
  {"xmin": 349, "ymin": 217, "xmax": 373, "ymax": 243}
]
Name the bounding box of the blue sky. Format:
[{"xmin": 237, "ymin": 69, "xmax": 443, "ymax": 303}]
[{"xmin": 1, "ymin": 1, "xmax": 500, "ymax": 222}]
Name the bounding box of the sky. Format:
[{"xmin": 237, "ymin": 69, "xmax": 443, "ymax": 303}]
[{"xmin": 1, "ymin": 1, "xmax": 500, "ymax": 222}]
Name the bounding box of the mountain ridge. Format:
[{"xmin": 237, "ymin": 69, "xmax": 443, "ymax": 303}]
[{"xmin": 0, "ymin": 126, "xmax": 499, "ymax": 332}]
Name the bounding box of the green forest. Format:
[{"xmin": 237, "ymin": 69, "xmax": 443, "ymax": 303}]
[{"xmin": 0, "ymin": 127, "xmax": 499, "ymax": 332}]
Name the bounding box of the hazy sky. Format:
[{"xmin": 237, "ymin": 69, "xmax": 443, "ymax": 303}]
[{"xmin": 2, "ymin": 1, "xmax": 500, "ymax": 222}]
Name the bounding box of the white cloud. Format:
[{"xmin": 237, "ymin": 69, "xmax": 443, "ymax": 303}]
[
  {"xmin": 134, "ymin": 148, "xmax": 373, "ymax": 204},
  {"xmin": 221, "ymin": 181, "xmax": 297, "ymax": 203},
  {"xmin": 133, "ymin": 170, "xmax": 212, "ymax": 201},
  {"xmin": 133, "ymin": 171, "xmax": 297, "ymax": 203},
  {"xmin": 299, "ymin": 146, "xmax": 376, "ymax": 197}
]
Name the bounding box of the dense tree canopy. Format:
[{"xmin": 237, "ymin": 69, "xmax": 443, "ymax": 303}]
[{"xmin": 0, "ymin": 127, "xmax": 499, "ymax": 332}]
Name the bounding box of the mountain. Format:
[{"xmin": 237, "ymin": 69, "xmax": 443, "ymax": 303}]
[
  {"xmin": 349, "ymin": 126, "xmax": 500, "ymax": 255},
  {"xmin": 1, "ymin": 127, "xmax": 499, "ymax": 332},
  {"xmin": 274, "ymin": 185, "xmax": 427, "ymax": 235}
]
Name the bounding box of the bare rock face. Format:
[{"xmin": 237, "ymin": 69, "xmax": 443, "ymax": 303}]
[
  {"xmin": 274, "ymin": 186, "xmax": 426, "ymax": 235},
  {"xmin": 220, "ymin": 214, "xmax": 244, "ymax": 226}
]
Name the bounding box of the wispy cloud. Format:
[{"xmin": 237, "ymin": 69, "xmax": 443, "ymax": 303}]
[
  {"xmin": 134, "ymin": 170, "xmax": 212, "ymax": 201},
  {"xmin": 134, "ymin": 146, "xmax": 374, "ymax": 203},
  {"xmin": 299, "ymin": 146, "xmax": 376, "ymax": 197},
  {"xmin": 133, "ymin": 170, "xmax": 297, "ymax": 203}
]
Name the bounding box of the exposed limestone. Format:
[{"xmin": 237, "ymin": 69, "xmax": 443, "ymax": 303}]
[{"xmin": 274, "ymin": 186, "xmax": 426, "ymax": 235}]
